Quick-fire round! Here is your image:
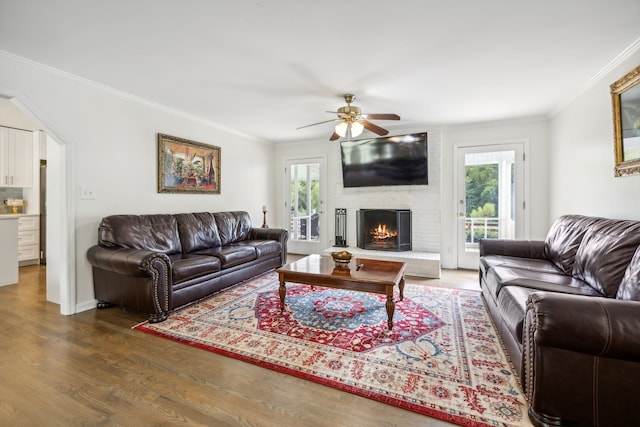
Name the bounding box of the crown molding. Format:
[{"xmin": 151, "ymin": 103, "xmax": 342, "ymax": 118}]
[
  {"xmin": 0, "ymin": 50, "xmax": 260, "ymax": 141},
  {"xmin": 550, "ymin": 36, "xmax": 640, "ymax": 117}
]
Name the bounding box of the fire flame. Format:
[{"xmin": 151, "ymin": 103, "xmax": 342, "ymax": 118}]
[{"xmin": 370, "ymin": 223, "xmax": 398, "ymax": 240}]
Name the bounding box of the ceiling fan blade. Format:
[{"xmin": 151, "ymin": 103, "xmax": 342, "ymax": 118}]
[
  {"xmin": 363, "ymin": 113, "xmax": 400, "ymax": 120},
  {"xmin": 296, "ymin": 118, "xmax": 340, "ymax": 130},
  {"xmin": 362, "ymin": 120, "xmax": 389, "ymax": 136},
  {"xmin": 329, "ymin": 131, "xmax": 340, "ymax": 141}
]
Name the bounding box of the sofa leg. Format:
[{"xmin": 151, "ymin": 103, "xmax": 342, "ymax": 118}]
[
  {"xmin": 528, "ymin": 407, "xmax": 569, "ymax": 427},
  {"xmin": 96, "ymin": 300, "xmax": 115, "ymax": 309},
  {"xmin": 148, "ymin": 312, "xmax": 168, "ymax": 323}
]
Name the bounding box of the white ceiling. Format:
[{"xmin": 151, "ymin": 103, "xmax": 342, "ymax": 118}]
[{"xmin": 1, "ymin": 0, "xmax": 640, "ymax": 143}]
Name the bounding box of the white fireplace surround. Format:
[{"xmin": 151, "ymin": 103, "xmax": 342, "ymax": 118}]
[
  {"xmin": 333, "ymin": 130, "xmax": 441, "ymax": 254},
  {"xmin": 330, "ymin": 131, "xmax": 442, "ymax": 278}
]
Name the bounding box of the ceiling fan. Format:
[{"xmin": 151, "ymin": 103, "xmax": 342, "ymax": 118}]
[{"xmin": 297, "ymin": 94, "xmax": 400, "ymax": 141}]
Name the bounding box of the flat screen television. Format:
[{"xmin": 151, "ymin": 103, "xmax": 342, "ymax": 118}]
[{"xmin": 340, "ymin": 132, "xmax": 428, "ymax": 188}]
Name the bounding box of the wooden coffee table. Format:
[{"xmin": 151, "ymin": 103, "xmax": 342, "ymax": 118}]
[{"xmin": 276, "ymin": 254, "xmax": 406, "ymax": 330}]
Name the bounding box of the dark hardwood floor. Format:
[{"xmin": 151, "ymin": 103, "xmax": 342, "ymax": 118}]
[{"xmin": 0, "ymin": 257, "xmax": 479, "ymax": 426}]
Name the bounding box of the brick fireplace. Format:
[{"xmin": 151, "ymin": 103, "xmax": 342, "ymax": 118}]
[{"xmin": 356, "ymin": 209, "xmax": 411, "ymax": 251}]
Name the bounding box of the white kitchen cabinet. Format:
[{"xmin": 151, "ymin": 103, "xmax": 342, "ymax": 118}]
[
  {"xmin": 0, "ymin": 216, "xmax": 19, "ymax": 286},
  {"xmin": 0, "ymin": 126, "xmax": 34, "ymax": 188},
  {"xmin": 18, "ymin": 214, "xmax": 40, "ymax": 265}
]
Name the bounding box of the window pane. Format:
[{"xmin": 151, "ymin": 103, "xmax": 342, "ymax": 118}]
[{"xmin": 289, "ymin": 162, "xmax": 320, "ymax": 242}]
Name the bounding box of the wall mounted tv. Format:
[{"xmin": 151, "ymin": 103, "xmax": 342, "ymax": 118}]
[{"xmin": 340, "ymin": 132, "xmax": 428, "ymax": 188}]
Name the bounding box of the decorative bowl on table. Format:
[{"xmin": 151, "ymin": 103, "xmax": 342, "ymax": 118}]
[{"xmin": 331, "ymin": 250, "xmax": 352, "ymax": 269}]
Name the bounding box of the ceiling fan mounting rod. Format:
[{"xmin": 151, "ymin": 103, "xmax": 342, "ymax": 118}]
[{"xmin": 342, "ymin": 93, "xmax": 356, "ymax": 104}]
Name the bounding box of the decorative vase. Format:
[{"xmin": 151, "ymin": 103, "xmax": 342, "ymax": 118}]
[{"xmin": 331, "ymin": 250, "xmax": 352, "ymax": 269}]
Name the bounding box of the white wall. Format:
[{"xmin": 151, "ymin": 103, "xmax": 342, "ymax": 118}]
[
  {"xmin": 549, "ymin": 51, "xmax": 640, "ymax": 220},
  {"xmin": 0, "ymin": 52, "xmax": 275, "ymax": 313}
]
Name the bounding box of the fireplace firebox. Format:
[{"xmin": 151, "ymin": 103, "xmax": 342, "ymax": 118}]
[{"xmin": 356, "ymin": 209, "xmax": 411, "ymax": 251}]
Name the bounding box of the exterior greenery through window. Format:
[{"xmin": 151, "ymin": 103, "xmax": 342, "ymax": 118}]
[
  {"xmin": 291, "ymin": 180, "xmax": 320, "ymax": 216},
  {"xmin": 466, "ymin": 164, "xmax": 499, "ymax": 243},
  {"xmin": 289, "ymin": 163, "xmax": 321, "ymax": 241}
]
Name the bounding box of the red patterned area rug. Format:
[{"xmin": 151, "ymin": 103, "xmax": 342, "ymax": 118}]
[{"xmin": 134, "ymin": 272, "xmax": 530, "ymax": 427}]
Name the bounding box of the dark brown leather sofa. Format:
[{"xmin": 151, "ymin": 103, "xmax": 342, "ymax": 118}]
[
  {"xmin": 479, "ymin": 214, "xmax": 640, "ymax": 427},
  {"xmin": 87, "ymin": 211, "xmax": 288, "ymax": 323}
]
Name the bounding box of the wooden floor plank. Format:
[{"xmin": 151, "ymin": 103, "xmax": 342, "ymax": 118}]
[{"xmin": 0, "ymin": 260, "xmax": 479, "ymax": 426}]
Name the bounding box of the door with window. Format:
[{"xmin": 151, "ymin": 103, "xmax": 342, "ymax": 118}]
[
  {"xmin": 284, "ymin": 158, "xmax": 327, "ymax": 254},
  {"xmin": 455, "ymin": 143, "xmax": 526, "ymax": 269}
]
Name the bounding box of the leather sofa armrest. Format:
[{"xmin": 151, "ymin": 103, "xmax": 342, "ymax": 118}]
[
  {"xmin": 249, "ymin": 227, "xmax": 287, "ymax": 241},
  {"xmin": 479, "ymin": 238, "xmax": 546, "ymax": 259},
  {"xmin": 525, "ymin": 292, "xmax": 640, "ymax": 361},
  {"xmin": 87, "ymin": 245, "xmax": 172, "ymax": 323},
  {"xmin": 248, "ymin": 227, "xmax": 288, "ymax": 265},
  {"xmin": 87, "ymin": 245, "xmax": 171, "ymax": 277}
]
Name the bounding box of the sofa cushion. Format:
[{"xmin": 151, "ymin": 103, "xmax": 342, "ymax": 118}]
[
  {"xmin": 572, "ymin": 219, "xmax": 640, "ymax": 297},
  {"xmin": 171, "ymin": 254, "xmax": 221, "ymax": 284},
  {"xmin": 616, "ymin": 246, "xmax": 640, "ymax": 301},
  {"xmin": 194, "ymin": 245, "xmax": 257, "ymax": 268},
  {"xmin": 98, "ymin": 214, "xmax": 182, "ymax": 255},
  {"xmin": 480, "ymin": 255, "xmax": 561, "ymax": 278},
  {"xmin": 544, "ymin": 215, "xmax": 603, "ymax": 275},
  {"xmin": 175, "ymin": 212, "xmax": 222, "ymax": 253},
  {"xmin": 485, "ymin": 266, "xmax": 602, "ymax": 300},
  {"xmin": 233, "ymin": 240, "xmax": 282, "ymax": 259},
  {"xmin": 214, "ymin": 211, "xmax": 252, "ymax": 245}
]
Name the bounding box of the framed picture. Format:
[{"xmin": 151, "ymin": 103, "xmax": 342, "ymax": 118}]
[
  {"xmin": 611, "ymin": 65, "xmax": 640, "ymax": 177},
  {"xmin": 158, "ymin": 133, "xmax": 221, "ymax": 193}
]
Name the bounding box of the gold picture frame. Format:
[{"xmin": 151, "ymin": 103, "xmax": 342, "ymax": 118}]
[
  {"xmin": 158, "ymin": 133, "xmax": 221, "ymax": 194},
  {"xmin": 611, "ymin": 65, "xmax": 640, "ymax": 177}
]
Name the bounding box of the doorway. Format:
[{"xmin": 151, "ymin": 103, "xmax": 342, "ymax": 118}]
[
  {"xmin": 3, "ymin": 96, "xmax": 73, "ymax": 315},
  {"xmin": 284, "ymin": 157, "xmax": 327, "ymax": 254},
  {"xmin": 455, "ymin": 142, "xmax": 526, "ymax": 269}
]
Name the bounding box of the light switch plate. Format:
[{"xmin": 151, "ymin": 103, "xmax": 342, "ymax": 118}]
[{"xmin": 80, "ymin": 187, "xmax": 97, "ymax": 200}]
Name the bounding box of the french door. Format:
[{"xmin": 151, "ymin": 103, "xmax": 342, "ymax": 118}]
[
  {"xmin": 455, "ymin": 142, "xmax": 526, "ymax": 269},
  {"xmin": 284, "ymin": 157, "xmax": 327, "ymax": 254}
]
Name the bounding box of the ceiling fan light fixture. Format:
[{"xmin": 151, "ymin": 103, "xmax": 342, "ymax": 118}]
[
  {"xmin": 335, "ymin": 121, "xmax": 364, "ymax": 138},
  {"xmin": 335, "ymin": 121, "xmax": 349, "ymax": 137},
  {"xmin": 351, "ymin": 121, "xmax": 364, "ymax": 137}
]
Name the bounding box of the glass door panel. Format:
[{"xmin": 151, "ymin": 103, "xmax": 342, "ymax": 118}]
[
  {"xmin": 456, "ymin": 144, "xmax": 524, "ymax": 269},
  {"xmin": 285, "ymin": 158, "xmax": 326, "ymax": 254}
]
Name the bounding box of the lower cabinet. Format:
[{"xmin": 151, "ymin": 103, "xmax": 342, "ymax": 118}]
[{"xmin": 18, "ymin": 215, "xmax": 40, "ymax": 266}]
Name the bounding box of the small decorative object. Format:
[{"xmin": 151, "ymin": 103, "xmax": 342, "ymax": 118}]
[
  {"xmin": 262, "ymin": 205, "xmax": 269, "ymax": 228},
  {"xmin": 3, "ymin": 198, "xmax": 26, "ymax": 214},
  {"xmin": 331, "ymin": 250, "xmax": 352, "ymax": 268},
  {"xmin": 158, "ymin": 133, "xmax": 221, "ymax": 193},
  {"xmin": 331, "ymin": 267, "xmax": 351, "ymax": 276},
  {"xmin": 611, "ymin": 65, "xmax": 640, "ymax": 177}
]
